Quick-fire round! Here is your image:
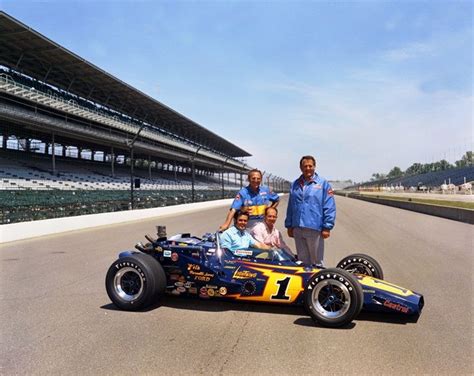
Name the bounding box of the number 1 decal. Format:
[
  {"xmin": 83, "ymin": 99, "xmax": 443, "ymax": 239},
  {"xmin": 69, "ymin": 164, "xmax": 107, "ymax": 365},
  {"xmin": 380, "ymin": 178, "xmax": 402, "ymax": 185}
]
[{"xmin": 271, "ymin": 277, "xmax": 291, "ymax": 300}]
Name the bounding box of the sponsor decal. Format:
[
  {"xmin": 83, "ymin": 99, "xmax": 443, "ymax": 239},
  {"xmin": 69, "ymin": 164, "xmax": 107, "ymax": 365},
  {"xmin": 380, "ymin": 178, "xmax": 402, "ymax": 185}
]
[
  {"xmin": 184, "ymin": 282, "xmax": 193, "ymax": 288},
  {"xmin": 234, "ymin": 249, "xmax": 253, "ymax": 257},
  {"xmin": 233, "ymin": 270, "xmax": 258, "ymax": 279},
  {"xmin": 241, "ymin": 280, "xmax": 257, "ymax": 295},
  {"xmin": 383, "ymin": 300, "xmax": 409, "ymax": 313},
  {"xmin": 224, "ymin": 265, "xmax": 237, "ymax": 270},
  {"xmin": 219, "ymin": 287, "xmax": 228, "ymax": 296},
  {"xmin": 178, "ymin": 243, "xmax": 188, "ymax": 246},
  {"xmin": 205, "ymin": 285, "xmax": 218, "ymax": 289},
  {"xmin": 314, "ymin": 184, "xmax": 322, "ymax": 189},
  {"xmin": 207, "ymin": 248, "xmax": 216, "ymax": 254},
  {"xmin": 199, "ymin": 287, "xmax": 209, "ymax": 298},
  {"xmin": 207, "ymin": 288, "xmax": 215, "ymax": 297},
  {"xmin": 155, "ymin": 246, "xmax": 163, "ymax": 252},
  {"xmin": 363, "ymin": 289, "xmax": 376, "ymax": 293},
  {"xmin": 171, "ymin": 252, "xmax": 179, "ymax": 262},
  {"xmin": 328, "ymin": 188, "xmax": 334, "ymax": 196},
  {"xmin": 163, "ymin": 250, "xmax": 172, "ymax": 257},
  {"xmin": 175, "ymin": 282, "xmax": 184, "ymax": 287},
  {"xmin": 171, "ymin": 289, "xmax": 180, "ymax": 296},
  {"xmin": 187, "ymin": 263, "xmax": 214, "ymax": 282},
  {"xmin": 191, "ymin": 252, "xmax": 199, "ymax": 257},
  {"xmin": 188, "ymin": 287, "xmax": 197, "ymax": 294},
  {"xmin": 116, "ymin": 261, "xmax": 146, "ymax": 282},
  {"xmin": 177, "ymin": 286, "xmax": 186, "ymax": 293}
]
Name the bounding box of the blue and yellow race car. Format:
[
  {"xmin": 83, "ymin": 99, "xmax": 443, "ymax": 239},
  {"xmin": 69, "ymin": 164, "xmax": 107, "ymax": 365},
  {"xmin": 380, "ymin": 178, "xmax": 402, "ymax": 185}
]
[{"xmin": 105, "ymin": 227, "xmax": 424, "ymax": 328}]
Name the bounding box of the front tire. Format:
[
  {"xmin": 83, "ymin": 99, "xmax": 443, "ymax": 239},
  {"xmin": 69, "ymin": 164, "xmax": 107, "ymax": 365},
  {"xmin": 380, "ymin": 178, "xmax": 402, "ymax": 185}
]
[
  {"xmin": 105, "ymin": 253, "xmax": 166, "ymax": 311},
  {"xmin": 304, "ymin": 268, "xmax": 363, "ymax": 328},
  {"xmin": 337, "ymin": 253, "xmax": 384, "ymax": 279}
]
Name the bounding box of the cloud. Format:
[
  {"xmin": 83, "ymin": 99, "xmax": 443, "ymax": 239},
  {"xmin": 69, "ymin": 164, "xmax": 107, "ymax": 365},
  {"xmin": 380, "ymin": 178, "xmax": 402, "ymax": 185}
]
[
  {"xmin": 382, "ymin": 42, "xmax": 437, "ymax": 62},
  {"xmin": 248, "ymin": 70, "xmax": 472, "ymax": 182}
]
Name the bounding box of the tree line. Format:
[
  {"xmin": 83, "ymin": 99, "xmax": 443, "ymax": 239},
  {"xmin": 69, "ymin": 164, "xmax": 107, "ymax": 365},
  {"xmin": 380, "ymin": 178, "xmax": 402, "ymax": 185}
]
[{"xmin": 371, "ymin": 151, "xmax": 473, "ymax": 182}]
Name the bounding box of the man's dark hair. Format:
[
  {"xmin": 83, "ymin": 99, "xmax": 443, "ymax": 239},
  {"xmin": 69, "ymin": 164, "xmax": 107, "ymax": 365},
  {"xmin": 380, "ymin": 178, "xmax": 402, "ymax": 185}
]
[
  {"xmin": 299, "ymin": 155, "xmax": 316, "ymax": 167},
  {"xmin": 247, "ymin": 169, "xmax": 263, "ymax": 179},
  {"xmin": 233, "ymin": 210, "xmax": 250, "ymax": 222}
]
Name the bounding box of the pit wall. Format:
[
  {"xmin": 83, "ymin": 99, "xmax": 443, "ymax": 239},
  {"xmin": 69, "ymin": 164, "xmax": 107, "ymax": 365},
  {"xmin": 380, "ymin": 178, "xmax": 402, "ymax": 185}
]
[{"xmin": 0, "ymin": 198, "xmax": 233, "ymax": 244}]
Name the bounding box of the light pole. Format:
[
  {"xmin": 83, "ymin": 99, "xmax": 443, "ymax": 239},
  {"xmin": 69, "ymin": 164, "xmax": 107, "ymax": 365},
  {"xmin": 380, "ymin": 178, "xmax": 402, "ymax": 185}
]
[
  {"xmin": 190, "ymin": 146, "xmax": 202, "ymax": 202},
  {"xmin": 128, "ymin": 123, "xmax": 146, "ymax": 210},
  {"xmin": 221, "ymin": 157, "xmax": 230, "ymax": 199}
]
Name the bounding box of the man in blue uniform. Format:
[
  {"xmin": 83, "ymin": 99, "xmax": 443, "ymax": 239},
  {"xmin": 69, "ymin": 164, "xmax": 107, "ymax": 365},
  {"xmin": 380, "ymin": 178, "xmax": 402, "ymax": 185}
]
[
  {"xmin": 285, "ymin": 155, "xmax": 336, "ymax": 266},
  {"xmin": 219, "ymin": 169, "xmax": 280, "ymax": 232}
]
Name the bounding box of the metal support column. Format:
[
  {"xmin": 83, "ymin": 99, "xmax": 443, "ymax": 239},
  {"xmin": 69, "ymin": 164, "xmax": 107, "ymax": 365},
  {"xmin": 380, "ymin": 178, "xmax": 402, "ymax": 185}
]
[{"xmin": 51, "ymin": 133, "xmax": 56, "ymax": 175}]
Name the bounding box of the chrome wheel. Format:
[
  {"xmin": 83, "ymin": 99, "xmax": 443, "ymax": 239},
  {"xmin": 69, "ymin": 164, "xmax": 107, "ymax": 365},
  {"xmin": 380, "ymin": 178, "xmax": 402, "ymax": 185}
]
[
  {"xmin": 113, "ymin": 267, "xmax": 144, "ymax": 302},
  {"xmin": 311, "ymin": 279, "xmax": 351, "ymax": 319}
]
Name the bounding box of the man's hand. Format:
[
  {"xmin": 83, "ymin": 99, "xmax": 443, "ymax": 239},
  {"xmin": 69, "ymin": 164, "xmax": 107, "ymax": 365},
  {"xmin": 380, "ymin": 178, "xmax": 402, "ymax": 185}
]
[
  {"xmin": 219, "ymin": 223, "xmax": 230, "ymax": 232},
  {"xmin": 287, "ymin": 228, "xmax": 294, "ymax": 238},
  {"xmin": 321, "ymin": 229, "xmax": 330, "ymax": 239}
]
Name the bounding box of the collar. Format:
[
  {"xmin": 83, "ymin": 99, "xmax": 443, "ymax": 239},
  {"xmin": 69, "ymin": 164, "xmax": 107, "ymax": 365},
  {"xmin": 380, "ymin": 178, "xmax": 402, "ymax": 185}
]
[
  {"xmin": 246, "ymin": 184, "xmax": 260, "ymax": 194},
  {"xmin": 298, "ymin": 173, "xmax": 318, "ymax": 187},
  {"xmin": 264, "ymin": 222, "xmax": 275, "ymax": 233},
  {"xmin": 233, "ymin": 225, "xmax": 246, "ymax": 236}
]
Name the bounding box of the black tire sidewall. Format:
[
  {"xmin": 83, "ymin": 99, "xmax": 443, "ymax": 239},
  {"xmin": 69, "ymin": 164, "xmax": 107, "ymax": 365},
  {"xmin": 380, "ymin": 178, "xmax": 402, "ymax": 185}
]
[{"xmin": 105, "ymin": 254, "xmax": 158, "ymax": 310}]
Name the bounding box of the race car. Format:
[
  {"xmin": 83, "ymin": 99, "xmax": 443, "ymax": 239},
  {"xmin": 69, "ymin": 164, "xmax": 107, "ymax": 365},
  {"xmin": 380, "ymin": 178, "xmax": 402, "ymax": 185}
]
[{"xmin": 105, "ymin": 227, "xmax": 424, "ymax": 328}]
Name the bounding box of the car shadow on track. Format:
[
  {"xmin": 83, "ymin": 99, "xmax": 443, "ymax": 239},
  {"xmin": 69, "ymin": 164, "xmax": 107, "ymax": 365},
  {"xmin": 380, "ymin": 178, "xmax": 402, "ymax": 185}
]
[
  {"xmin": 356, "ymin": 311, "xmax": 421, "ymax": 324},
  {"xmin": 101, "ymin": 296, "xmax": 419, "ymax": 328}
]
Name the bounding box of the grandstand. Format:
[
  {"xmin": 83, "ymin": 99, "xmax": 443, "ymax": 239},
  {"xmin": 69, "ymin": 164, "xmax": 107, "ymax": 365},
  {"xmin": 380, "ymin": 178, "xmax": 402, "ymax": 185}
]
[
  {"xmin": 349, "ymin": 166, "xmax": 474, "ymax": 193},
  {"xmin": 0, "ymin": 12, "xmax": 289, "ymax": 224}
]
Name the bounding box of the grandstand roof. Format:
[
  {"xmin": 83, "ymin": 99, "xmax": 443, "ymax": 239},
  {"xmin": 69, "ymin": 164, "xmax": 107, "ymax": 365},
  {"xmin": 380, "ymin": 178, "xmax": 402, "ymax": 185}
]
[{"xmin": 0, "ymin": 11, "xmax": 251, "ymax": 158}]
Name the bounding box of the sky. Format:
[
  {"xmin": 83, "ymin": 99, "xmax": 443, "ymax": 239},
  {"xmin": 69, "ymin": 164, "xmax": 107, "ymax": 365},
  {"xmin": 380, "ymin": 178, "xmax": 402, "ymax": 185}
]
[{"xmin": 2, "ymin": 1, "xmax": 473, "ymax": 182}]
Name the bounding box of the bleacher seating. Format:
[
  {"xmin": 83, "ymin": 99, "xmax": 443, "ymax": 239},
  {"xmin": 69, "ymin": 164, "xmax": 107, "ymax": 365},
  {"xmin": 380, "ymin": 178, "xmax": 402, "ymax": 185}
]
[
  {"xmin": 352, "ymin": 166, "xmax": 474, "ymax": 192},
  {"xmin": 0, "ymin": 152, "xmax": 240, "ymax": 224}
]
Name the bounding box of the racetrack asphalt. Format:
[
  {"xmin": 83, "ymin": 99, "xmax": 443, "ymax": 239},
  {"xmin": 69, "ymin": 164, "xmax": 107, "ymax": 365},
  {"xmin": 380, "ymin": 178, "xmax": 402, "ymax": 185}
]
[{"xmin": 1, "ymin": 195, "xmax": 472, "ymax": 375}]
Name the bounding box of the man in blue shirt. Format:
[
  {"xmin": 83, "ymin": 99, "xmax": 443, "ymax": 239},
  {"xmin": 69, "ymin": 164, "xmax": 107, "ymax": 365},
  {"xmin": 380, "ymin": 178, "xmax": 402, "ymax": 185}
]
[
  {"xmin": 219, "ymin": 169, "xmax": 280, "ymax": 232},
  {"xmin": 220, "ymin": 211, "xmax": 270, "ymax": 253},
  {"xmin": 285, "ymin": 155, "xmax": 336, "ymax": 266}
]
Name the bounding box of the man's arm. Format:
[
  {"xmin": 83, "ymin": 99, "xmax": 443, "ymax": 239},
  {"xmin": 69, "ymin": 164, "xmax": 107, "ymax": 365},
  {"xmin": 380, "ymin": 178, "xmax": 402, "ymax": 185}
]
[
  {"xmin": 254, "ymin": 241, "xmax": 271, "ymax": 250},
  {"xmin": 249, "ymin": 233, "xmax": 271, "ymax": 250},
  {"xmin": 321, "ymin": 182, "xmax": 336, "ymax": 239},
  {"xmin": 268, "ymin": 189, "xmax": 280, "ymax": 208},
  {"xmin": 284, "ymin": 183, "xmax": 294, "ymax": 237},
  {"xmin": 219, "ymin": 208, "xmax": 236, "ymax": 231},
  {"xmin": 220, "ymin": 230, "xmax": 232, "ymax": 249}
]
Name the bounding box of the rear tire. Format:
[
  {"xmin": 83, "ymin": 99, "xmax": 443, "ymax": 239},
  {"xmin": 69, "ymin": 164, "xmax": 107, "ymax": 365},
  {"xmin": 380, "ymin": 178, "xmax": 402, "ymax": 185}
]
[
  {"xmin": 105, "ymin": 253, "xmax": 166, "ymax": 311},
  {"xmin": 304, "ymin": 268, "xmax": 363, "ymax": 328},
  {"xmin": 337, "ymin": 253, "xmax": 384, "ymax": 279}
]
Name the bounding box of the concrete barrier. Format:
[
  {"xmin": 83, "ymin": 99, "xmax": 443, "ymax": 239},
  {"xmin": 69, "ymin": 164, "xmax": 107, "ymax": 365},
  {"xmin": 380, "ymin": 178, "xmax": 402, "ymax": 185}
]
[
  {"xmin": 337, "ymin": 192, "xmax": 474, "ymax": 225},
  {"xmin": 0, "ymin": 198, "xmax": 233, "ymax": 244}
]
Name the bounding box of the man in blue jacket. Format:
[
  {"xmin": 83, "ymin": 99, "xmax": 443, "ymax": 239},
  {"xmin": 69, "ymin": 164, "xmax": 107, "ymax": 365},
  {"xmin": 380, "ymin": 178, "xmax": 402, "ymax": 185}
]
[{"xmin": 285, "ymin": 155, "xmax": 336, "ymax": 266}]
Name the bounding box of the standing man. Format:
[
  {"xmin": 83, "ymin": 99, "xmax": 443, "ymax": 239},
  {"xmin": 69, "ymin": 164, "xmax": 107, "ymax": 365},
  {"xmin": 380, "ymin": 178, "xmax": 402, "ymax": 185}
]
[
  {"xmin": 219, "ymin": 169, "xmax": 279, "ymax": 232},
  {"xmin": 285, "ymin": 156, "xmax": 336, "ymax": 266}
]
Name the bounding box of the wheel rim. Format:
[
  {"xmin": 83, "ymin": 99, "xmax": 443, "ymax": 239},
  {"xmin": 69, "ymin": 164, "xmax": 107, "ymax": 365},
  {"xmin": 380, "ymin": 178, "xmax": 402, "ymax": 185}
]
[
  {"xmin": 312, "ymin": 279, "xmax": 351, "ymax": 319},
  {"xmin": 343, "ymin": 262, "xmax": 373, "ymax": 276},
  {"xmin": 114, "ymin": 267, "xmax": 144, "ymax": 301}
]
